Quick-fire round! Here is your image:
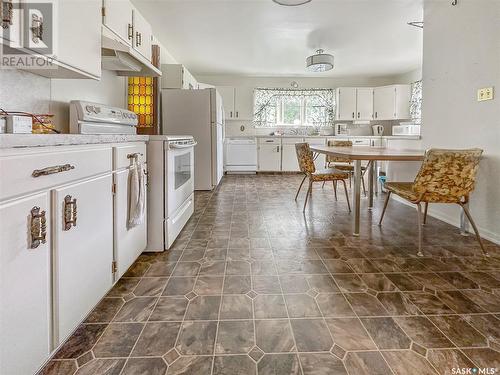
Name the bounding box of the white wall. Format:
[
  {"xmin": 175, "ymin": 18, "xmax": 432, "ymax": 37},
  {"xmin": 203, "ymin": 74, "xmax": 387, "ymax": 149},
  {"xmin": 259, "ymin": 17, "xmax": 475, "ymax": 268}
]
[{"xmin": 391, "ymin": 0, "xmax": 500, "ymax": 244}]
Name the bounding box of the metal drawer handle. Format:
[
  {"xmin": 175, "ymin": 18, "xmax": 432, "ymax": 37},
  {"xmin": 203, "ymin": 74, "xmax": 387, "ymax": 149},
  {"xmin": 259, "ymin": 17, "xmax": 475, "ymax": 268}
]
[
  {"xmin": 127, "ymin": 152, "xmax": 143, "ymax": 160},
  {"xmin": 30, "ymin": 207, "xmax": 47, "ymax": 249},
  {"xmin": 32, "ymin": 164, "xmax": 75, "ymax": 178},
  {"xmin": 128, "ymin": 23, "xmax": 133, "ymax": 40},
  {"xmin": 63, "ymin": 195, "xmax": 77, "ymax": 231},
  {"xmin": 1, "ymin": 1, "xmax": 14, "ymax": 29}
]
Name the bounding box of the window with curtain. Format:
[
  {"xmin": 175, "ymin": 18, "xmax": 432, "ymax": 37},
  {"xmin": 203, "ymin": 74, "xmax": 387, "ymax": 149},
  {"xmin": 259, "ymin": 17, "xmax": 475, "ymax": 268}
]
[
  {"xmin": 253, "ymin": 88, "xmax": 335, "ymax": 127},
  {"xmin": 409, "ymin": 80, "xmax": 422, "ymax": 124}
]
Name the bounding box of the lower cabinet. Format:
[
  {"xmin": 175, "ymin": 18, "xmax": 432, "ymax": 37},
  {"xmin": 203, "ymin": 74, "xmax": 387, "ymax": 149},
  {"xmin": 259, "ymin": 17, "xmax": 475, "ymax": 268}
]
[
  {"xmin": 52, "ymin": 174, "xmax": 114, "ymax": 345},
  {"xmin": 258, "ymin": 143, "xmax": 281, "ymax": 171},
  {"xmin": 0, "ymin": 193, "xmax": 51, "ymax": 375},
  {"xmin": 281, "ymin": 144, "xmax": 301, "ymax": 172}
]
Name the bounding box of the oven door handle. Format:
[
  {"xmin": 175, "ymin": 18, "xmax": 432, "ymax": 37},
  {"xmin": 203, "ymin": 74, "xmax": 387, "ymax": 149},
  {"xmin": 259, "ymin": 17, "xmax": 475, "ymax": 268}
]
[{"xmin": 169, "ymin": 142, "xmax": 197, "ymax": 149}]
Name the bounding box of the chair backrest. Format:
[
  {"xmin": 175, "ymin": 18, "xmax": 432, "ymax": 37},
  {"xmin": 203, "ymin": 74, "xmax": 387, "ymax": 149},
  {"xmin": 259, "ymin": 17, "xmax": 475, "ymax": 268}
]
[
  {"xmin": 295, "ymin": 143, "xmax": 316, "ymax": 174},
  {"xmin": 413, "ymin": 148, "xmax": 483, "ymax": 203},
  {"xmin": 326, "ymin": 140, "xmax": 352, "ymax": 164}
]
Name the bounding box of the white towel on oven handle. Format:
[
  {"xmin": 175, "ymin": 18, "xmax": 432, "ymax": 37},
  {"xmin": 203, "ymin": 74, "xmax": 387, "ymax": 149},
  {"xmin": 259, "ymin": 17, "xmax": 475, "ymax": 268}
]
[{"xmin": 128, "ymin": 159, "xmax": 146, "ymax": 228}]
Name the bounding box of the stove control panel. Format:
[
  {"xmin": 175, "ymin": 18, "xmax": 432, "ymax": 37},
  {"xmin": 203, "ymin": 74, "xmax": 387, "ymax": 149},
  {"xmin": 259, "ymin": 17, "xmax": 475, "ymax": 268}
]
[{"xmin": 71, "ymin": 100, "xmax": 138, "ymax": 126}]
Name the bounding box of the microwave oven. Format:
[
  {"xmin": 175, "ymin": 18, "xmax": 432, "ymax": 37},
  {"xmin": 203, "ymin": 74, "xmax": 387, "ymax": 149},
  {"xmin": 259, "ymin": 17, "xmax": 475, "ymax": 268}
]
[{"xmin": 392, "ymin": 124, "xmax": 421, "ymax": 136}]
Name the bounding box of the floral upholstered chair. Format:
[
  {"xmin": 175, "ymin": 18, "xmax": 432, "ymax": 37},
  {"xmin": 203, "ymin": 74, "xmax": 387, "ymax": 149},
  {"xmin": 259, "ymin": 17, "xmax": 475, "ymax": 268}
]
[
  {"xmin": 295, "ymin": 143, "xmax": 351, "ymax": 213},
  {"xmin": 378, "ymin": 148, "xmax": 487, "ymax": 257},
  {"xmin": 324, "ymin": 140, "xmax": 370, "ymax": 195}
]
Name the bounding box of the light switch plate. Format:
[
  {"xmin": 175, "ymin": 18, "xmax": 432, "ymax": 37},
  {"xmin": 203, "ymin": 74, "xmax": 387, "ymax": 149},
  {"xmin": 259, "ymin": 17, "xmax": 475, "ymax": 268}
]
[{"xmin": 477, "ymin": 87, "xmax": 494, "ymax": 101}]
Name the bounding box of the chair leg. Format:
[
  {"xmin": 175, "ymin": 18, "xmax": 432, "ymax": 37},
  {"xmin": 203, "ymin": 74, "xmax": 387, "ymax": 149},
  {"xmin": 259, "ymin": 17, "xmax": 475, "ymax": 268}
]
[
  {"xmin": 303, "ymin": 180, "xmax": 313, "ymax": 212},
  {"xmin": 378, "ymin": 191, "xmax": 391, "ymax": 226},
  {"xmin": 342, "ymin": 179, "xmax": 351, "ymax": 212},
  {"xmin": 333, "ymin": 180, "xmax": 338, "ymax": 201},
  {"xmin": 322, "ymin": 181, "xmax": 326, "ymax": 189},
  {"xmin": 361, "ymin": 176, "xmax": 367, "ymax": 196},
  {"xmin": 423, "ymin": 202, "xmax": 429, "ymax": 225},
  {"xmin": 459, "ymin": 203, "xmax": 489, "ymax": 257},
  {"xmin": 416, "ymin": 203, "xmax": 424, "ymax": 257},
  {"xmin": 295, "ymin": 175, "xmax": 307, "ymax": 202}
]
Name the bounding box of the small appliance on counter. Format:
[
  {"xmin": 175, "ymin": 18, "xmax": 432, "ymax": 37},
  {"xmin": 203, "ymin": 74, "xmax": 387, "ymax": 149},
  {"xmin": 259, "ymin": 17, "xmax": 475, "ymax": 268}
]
[
  {"xmin": 335, "ymin": 123, "xmax": 349, "ymax": 136},
  {"xmin": 392, "ymin": 122, "xmax": 421, "ymax": 136},
  {"xmin": 5, "ymin": 115, "xmax": 33, "ymax": 134},
  {"xmin": 319, "ymin": 126, "xmax": 334, "ymax": 136},
  {"xmin": 372, "ymin": 124, "xmax": 384, "ymax": 136},
  {"xmin": 70, "ymin": 101, "xmax": 138, "ymax": 134}
]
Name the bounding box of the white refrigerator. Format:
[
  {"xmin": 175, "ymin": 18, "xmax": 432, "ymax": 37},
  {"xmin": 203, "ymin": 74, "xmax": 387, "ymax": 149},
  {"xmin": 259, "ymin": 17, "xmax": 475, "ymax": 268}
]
[{"xmin": 161, "ymin": 88, "xmax": 224, "ymax": 190}]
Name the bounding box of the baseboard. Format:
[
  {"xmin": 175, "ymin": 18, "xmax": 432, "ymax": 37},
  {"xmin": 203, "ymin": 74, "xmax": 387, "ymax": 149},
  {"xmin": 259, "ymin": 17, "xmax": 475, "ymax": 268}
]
[{"xmin": 390, "ymin": 195, "xmax": 500, "ymax": 245}]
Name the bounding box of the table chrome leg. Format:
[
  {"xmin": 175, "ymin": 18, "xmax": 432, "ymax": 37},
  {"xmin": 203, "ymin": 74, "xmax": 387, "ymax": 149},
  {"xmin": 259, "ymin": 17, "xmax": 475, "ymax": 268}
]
[
  {"xmin": 368, "ymin": 161, "xmax": 374, "ymax": 210},
  {"xmin": 373, "ymin": 161, "xmax": 378, "ymax": 195},
  {"xmin": 460, "ymin": 202, "xmax": 470, "ymax": 236},
  {"xmin": 353, "ymin": 160, "xmax": 361, "ymax": 236}
]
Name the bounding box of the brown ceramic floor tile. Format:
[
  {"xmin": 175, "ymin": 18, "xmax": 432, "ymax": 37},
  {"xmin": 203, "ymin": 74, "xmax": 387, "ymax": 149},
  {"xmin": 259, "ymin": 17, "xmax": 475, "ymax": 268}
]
[
  {"xmin": 162, "ymin": 277, "xmax": 196, "ymax": 296},
  {"xmin": 85, "ymin": 299, "xmax": 124, "ymax": 323},
  {"xmin": 436, "ymin": 290, "xmax": 486, "ymax": 313},
  {"xmin": 346, "ymin": 258, "xmax": 380, "ymax": 273},
  {"xmin": 332, "ymin": 274, "xmax": 368, "ymax": 293},
  {"xmin": 405, "ymin": 292, "xmax": 454, "ymax": 314},
  {"xmin": 93, "ymin": 323, "xmax": 143, "ymax": 358},
  {"xmin": 284, "ymin": 294, "xmax": 322, "ymax": 318},
  {"xmin": 39, "ymin": 360, "xmax": 78, "ymax": 375},
  {"xmin": 462, "ymin": 314, "xmax": 500, "ymax": 344},
  {"xmin": 377, "ymin": 292, "xmax": 421, "ymax": 316},
  {"xmin": 175, "ymin": 321, "xmax": 217, "ymax": 355},
  {"xmin": 255, "ymin": 319, "xmax": 295, "ymax": 353},
  {"xmin": 149, "ymin": 296, "xmax": 188, "ymax": 321},
  {"xmin": 220, "ymin": 295, "xmax": 253, "ymax": 319},
  {"xmin": 184, "ymin": 295, "xmax": 221, "ymax": 320},
  {"xmin": 299, "ymin": 353, "xmax": 347, "ymax": 375},
  {"xmin": 254, "ymin": 295, "xmax": 288, "ymax": 319},
  {"xmin": 145, "ymin": 262, "xmax": 177, "ymax": 277},
  {"xmin": 279, "ymin": 275, "xmax": 310, "ymax": 293},
  {"xmin": 344, "ymin": 293, "xmax": 390, "ymax": 316},
  {"xmin": 344, "ymin": 351, "xmax": 393, "ymax": 375},
  {"xmin": 252, "ymin": 276, "xmax": 282, "ymax": 294},
  {"xmin": 215, "ymin": 320, "xmax": 254, "ymax": 354},
  {"xmin": 193, "ymin": 276, "xmax": 224, "ymax": 295},
  {"xmin": 437, "ymin": 272, "xmax": 480, "ymax": 290},
  {"xmin": 315, "ymin": 293, "xmax": 356, "ymax": 317},
  {"xmin": 257, "ymin": 354, "xmax": 301, "ymax": 375},
  {"xmin": 121, "ymin": 358, "xmax": 167, "ymax": 375},
  {"xmin": 167, "ymin": 355, "xmax": 214, "ymax": 375},
  {"xmin": 360, "ymin": 274, "xmax": 397, "ymax": 292},
  {"xmin": 172, "ymin": 262, "xmax": 201, "ymax": 277},
  {"xmin": 325, "ymin": 318, "xmax": 376, "ymax": 351},
  {"xmin": 73, "ymin": 359, "xmax": 125, "ymax": 375},
  {"xmin": 462, "ymin": 348, "xmax": 500, "ymax": 370},
  {"xmin": 385, "ymin": 273, "xmax": 424, "ymax": 291},
  {"xmin": 133, "ymin": 277, "xmax": 168, "ymax": 296},
  {"xmin": 106, "ymin": 278, "xmax": 140, "ymax": 297},
  {"xmin": 394, "ymin": 316, "xmax": 454, "ymax": 349},
  {"xmin": 461, "ymin": 290, "xmax": 500, "ymax": 312},
  {"xmin": 361, "ymin": 317, "xmax": 411, "ymax": 349},
  {"xmin": 426, "ymin": 349, "xmax": 475, "ymax": 375},
  {"xmin": 381, "ymin": 350, "xmax": 437, "ymax": 375},
  {"xmin": 54, "ymin": 324, "xmax": 107, "ymax": 359},
  {"xmin": 429, "ymin": 315, "xmax": 487, "ymax": 348},
  {"xmin": 131, "ymin": 322, "xmax": 180, "ymax": 356},
  {"xmin": 112, "ymin": 297, "xmax": 157, "ymax": 322},
  {"xmin": 223, "ymin": 276, "xmax": 252, "ymax": 294},
  {"xmin": 213, "ymin": 355, "xmax": 257, "ymax": 375},
  {"xmin": 290, "ymin": 319, "xmax": 333, "ymax": 352}
]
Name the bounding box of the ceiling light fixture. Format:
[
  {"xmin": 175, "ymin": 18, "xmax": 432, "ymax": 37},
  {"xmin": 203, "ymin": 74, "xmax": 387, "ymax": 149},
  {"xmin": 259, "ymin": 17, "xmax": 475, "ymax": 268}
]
[
  {"xmin": 306, "ymin": 49, "xmax": 334, "ymax": 72},
  {"xmin": 272, "ymin": 0, "xmax": 312, "ymax": 6}
]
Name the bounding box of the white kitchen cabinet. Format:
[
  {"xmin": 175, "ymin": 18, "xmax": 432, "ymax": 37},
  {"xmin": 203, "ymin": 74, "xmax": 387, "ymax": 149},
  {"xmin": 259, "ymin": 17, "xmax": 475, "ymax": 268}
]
[
  {"xmin": 258, "ymin": 139, "xmax": 281, "ymax": 171},
  {"xmin": 336, "ymin": 88, "xmax": 357, "ymax": 121},
  {"xmin": 0, "ymin": 193, "xmax": 51, "ymax": 375},
  {"xmin": 373, "ymin": 85, "xmax": 411, "ymax": 120},
  {"xmin": 304, "ymin": 137, "xmax": 327, "ymax": 170},
  {"xmin": 281, "ymin": 138, "xmax": 303, "ymax": 172},
  {"xmin": 218, "ymin": 86, "xmax": 236, "ymax": 118},
  {"xmin": 103, "ymin": 0, "xmax": 134, "ymax": 47},
  {"xmin": 217, "ymin": 87, "xmax": 254, "ymax": 120},
  {"xmin": 18, "ymin": 0, "xmax": 102, "ymax": 79},
  {"xmin": 161, "ymin": 64, "xmax": 198, "ymax": 89},
  {"xmin": 52, "ymin": 174, "xmax": 114, "ymax": 344},
  {"xmin": 356, "ymin": 88, "xmax": 374, "ymax": 121},
  {"xmin": 112, "ymin": 143, "xmax": 147, "ymax": 279},
  {"xmin": 132, "ymin": 7, "xmax": 152, "ymax": 61}
]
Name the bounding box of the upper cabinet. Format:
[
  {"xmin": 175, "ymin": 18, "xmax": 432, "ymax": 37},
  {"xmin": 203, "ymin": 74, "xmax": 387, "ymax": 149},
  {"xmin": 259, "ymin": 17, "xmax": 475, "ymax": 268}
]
[
  {"xmin": 337, "ymin": 85, "xmax": 411, "ymax": 121},
  {"xmin": 6, "ymin": 0, "xmax": 102, "ymax": 79},
  {"xmin": 132, "ymin": 7, "xmax": 152, "ymax": 61},
  {"xmin": 217, "ymin": 86, "xmax": 254, "ymax": 120},
  {"xmin": 374, "ymin": 85, "xmax": 411, "ymax": 120},
  {"xmin": 102, "ymin": 0, "xmax": 134, "ymax": 47},
  {"xmin": 161, "ymin": 64, "xmax": 198, "ymax": 89}
]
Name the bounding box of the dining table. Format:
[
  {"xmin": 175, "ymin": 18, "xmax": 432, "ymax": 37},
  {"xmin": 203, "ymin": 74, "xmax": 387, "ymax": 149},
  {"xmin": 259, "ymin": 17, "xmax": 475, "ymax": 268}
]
[{"xmin": 309, "ymin": 145, "xmax": 426, "ymax": 236}]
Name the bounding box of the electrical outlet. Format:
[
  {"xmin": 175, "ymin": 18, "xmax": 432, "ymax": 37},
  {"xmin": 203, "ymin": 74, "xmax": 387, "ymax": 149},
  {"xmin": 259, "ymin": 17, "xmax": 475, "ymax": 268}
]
[{"xmin": 477, "ymin": 87, "xmax": 494, "ymax": 101}]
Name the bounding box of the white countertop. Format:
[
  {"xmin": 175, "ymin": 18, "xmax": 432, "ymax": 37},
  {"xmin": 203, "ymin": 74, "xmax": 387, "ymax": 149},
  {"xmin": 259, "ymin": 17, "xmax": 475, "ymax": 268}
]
[
  {"xmin": 0, "ymin": 134, "xmax": 150, "ymax": 149},
  {"xmin": 226, "ymin": 134, "xmax": 421, "ymax": 140}
]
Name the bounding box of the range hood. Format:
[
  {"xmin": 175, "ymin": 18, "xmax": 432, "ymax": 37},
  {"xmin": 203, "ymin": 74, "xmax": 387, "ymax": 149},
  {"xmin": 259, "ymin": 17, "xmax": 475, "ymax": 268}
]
[{"xmin": 101, "ymin": 26, "xmax": 161, "ymax": 77}]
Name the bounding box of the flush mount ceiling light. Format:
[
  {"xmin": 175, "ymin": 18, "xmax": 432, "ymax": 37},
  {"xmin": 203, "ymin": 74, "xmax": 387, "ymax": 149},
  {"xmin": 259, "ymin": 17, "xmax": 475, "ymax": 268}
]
[
  {"xmin": 306, "ymin": 49, "xmax": 334, "ymax": 72},
  {"xmin": 272, "ymin": 0, "xmax": 312, "ymax": 6}
]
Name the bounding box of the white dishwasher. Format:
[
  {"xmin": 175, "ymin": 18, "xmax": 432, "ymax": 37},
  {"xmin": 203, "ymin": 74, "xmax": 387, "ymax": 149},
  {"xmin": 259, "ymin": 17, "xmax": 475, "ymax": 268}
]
[{"xmin": 225, "ymin": 138, "xmax": 257, "ymax": 173}]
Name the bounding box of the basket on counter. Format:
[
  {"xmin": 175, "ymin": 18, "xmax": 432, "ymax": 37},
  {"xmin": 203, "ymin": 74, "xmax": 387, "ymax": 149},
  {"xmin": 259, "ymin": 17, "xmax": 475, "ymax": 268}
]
[{"xmin": 32, "ymin": 114, "xmax": 55, "ymax": 134}]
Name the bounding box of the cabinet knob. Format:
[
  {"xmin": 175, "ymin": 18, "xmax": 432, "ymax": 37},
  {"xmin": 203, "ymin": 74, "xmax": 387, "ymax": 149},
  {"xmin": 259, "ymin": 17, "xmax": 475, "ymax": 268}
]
[
  {"xmin": 357, "ymin": 112, "xmax": 360, "ymax": 118},
  {"xmin": 63, "ymin": 195, "xmax": 77, "ymax": 231},
  {"xmin": 30, "ymin": 207, "xmax": 47, "ymax": 249},
  {"xmin": 352, "ymin": 112, "xmax": 355, "ymax": 119}
]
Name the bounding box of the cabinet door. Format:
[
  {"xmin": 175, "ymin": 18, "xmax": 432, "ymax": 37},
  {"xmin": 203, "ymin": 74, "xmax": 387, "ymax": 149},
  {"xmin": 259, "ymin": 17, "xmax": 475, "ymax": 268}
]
[
  {"xmin": 57, "ymin": 0, "xmax": 102, "ymax": 78},
  {"xmin": 336, "ymin": 88, "xmax": 357, "ymax": 121},
  {"xmin": 53, "ymin": 174, "xmax": 113, "ymax": 344},
  {"xmin": 0, "ymin": 193, "xmax": 51, "ymax": 375},
  {"xmin": 217, "ymin": 87, "xmax": 235, "ymax": 119},
  {"xmin": 234, "ymin": 87, "xmax": 254, "ymax": 120},
  {"xmin": 103, "ymin": 0, "xmax": 134, "ymax": 46},
  {"xmin": 356, "ymin": 88, "xmax": 374, "ymax": 121},
  {"xmin": 114, "ymin": 169, "xmax": 147, "ymax": 279},
  {"xmin": 373, "ymin": 86, "xmax": 396, "ymax": 120},
  {"xmin": 281, "ymin": 144, "xmax": 300, "ymax": 172},
  {"xmin": 395, "ymin": 85, "xmax": 411, "ymax": 120},
  {"xmin": 258, "ymin": 144, "xmax": 281, "ymax": 171},
  {"xmin": 0, "ymin": 0, "xmax": 24, "ymax": 46},
  {"xmin": 133, "ymin": 8, "xmax": 152, "ymax": 61}
]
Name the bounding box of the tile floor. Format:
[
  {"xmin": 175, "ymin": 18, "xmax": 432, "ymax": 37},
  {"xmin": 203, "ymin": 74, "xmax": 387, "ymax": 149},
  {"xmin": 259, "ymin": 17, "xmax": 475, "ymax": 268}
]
[{"xmin": 40, "ymin": 174, "xmax": 500, "ymax": 375}]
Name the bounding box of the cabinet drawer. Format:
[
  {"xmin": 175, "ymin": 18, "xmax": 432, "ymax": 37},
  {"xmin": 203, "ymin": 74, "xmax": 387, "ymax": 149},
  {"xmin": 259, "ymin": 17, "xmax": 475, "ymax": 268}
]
[
  {"xmin": 351, "ymin": 139, "xmax": 371, "ymax": 146},
  {"xmin": 113, "ymin": 142, "xmax": 147, "ymax": 170},
  {"xmin": 0, "ymin": 145, "xmax": 112, "ymax": 201},
  {"xmin": 258, "ymin": 138, "xmax": 281, "ymax": 145}
]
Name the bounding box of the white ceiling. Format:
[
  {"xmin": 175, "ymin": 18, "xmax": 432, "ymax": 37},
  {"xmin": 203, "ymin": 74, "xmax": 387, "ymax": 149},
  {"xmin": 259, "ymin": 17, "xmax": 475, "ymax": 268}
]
[{"xmin": 132, "ymin": 0, "xmax": 423, "ymax": 78}]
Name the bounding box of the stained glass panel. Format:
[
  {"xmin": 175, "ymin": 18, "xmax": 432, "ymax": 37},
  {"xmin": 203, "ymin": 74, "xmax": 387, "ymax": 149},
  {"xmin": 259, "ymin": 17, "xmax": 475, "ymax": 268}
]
[{"xmin": 128, "ymin": 77, "xmax": 155, "ymax": 128}]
